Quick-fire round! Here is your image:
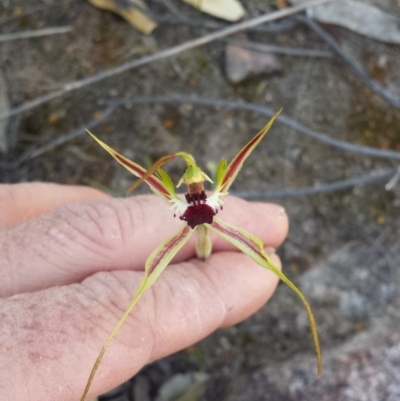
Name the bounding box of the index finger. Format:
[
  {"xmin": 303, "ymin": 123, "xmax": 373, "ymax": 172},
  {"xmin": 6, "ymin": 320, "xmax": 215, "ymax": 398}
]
[
  {"xmin": 0, "ymin": 195, "xmax": 288, "ymax": 297},
  {"xmin": 0, "ymin": 182, "xmax": 110, "ymax": 228}
]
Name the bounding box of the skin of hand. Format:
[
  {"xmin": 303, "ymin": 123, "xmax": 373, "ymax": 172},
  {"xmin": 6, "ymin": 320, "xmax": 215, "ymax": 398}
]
[{"xmin": 0, "ymin": 182, "xmax": 288, "ymax": 401}]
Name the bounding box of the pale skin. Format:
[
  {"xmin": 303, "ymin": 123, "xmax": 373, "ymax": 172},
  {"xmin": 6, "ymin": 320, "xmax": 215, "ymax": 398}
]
[{"xmin": 0, "ymin": 182, "xmax": 288, "ymax": 401}]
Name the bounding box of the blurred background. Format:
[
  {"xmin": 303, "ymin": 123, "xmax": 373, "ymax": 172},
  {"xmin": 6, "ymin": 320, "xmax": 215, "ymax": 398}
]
[{"xmin": 1, "ymin": 0, "xmax": 400, "ymax": 400}]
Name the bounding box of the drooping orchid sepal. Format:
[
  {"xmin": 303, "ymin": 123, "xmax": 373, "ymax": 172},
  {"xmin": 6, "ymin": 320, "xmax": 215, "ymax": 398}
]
[
  {"xmin": 79, "ymin": 223, "xmax": 194, "ymax": 401},
  {"xmin": 208, "ymin": 216, "xmax": 322, "ymax": 377}
]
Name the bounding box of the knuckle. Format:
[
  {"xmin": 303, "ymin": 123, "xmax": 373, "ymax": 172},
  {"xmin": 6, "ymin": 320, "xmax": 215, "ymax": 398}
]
[
  {"xmin": 52, "ymin": 195, "xmax": 165, "ymax": 255},
  {"xmin": 50, "ymin": 200, "xmax": 134, "ymax": 256}
]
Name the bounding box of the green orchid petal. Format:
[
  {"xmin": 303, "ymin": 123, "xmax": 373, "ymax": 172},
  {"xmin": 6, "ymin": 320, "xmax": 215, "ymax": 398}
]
[
  {"xmin": 218, "ymin": 110, "xmax": 282, "ymax": 193},
  {"xmin": 156, "ymin": 168, "xmax": 178, "ymax": 198},
  {"xmin": 80, "ymin": 223, "xmax": 194, "ymax": 401},
  {"xmin": 215, "ymin": 158, "xmax": 227, "ymax": 189},
  {"xmin": 87, "ymin": 130, "xmax": 177, "ymax": 200},
  {"xmin": 208, "ymin": 216, "xmax": 322, "ymax": 377}
]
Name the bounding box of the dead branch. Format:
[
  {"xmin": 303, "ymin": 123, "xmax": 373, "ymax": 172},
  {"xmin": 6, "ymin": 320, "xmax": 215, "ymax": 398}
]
[
  {"xmin": 1, "ymin": 105, "xmax": 117, "ymax": 169},
  {"xmin": 0, "ymin": 0, "xmax": 334, "ymax": 122},
  {"xmin": 298, "ymin": 15, "xmax": 400, "ymax": 109},
  {"xmin": 233, "ymin": 167, "xmax": 398, "ymax": 199},
  {"xmin": 100, "ymin": 96, "xmax": 400, "ymax": 161},
  {"xmin": 223, "ymin": 38, "xmax": 333, "ymax": 58},
  {"xmin": 0, "ymin": 27, "xmax": 72, "ymax": 42}
]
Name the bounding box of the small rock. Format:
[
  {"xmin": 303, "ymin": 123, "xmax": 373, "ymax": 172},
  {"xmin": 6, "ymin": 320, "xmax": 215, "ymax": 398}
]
[{"xmin": 225, "ymin": 44, "xmax": 282, "ymax": 84}]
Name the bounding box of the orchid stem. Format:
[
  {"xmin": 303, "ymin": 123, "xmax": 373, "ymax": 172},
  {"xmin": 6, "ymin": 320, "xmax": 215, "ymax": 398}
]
[{"xmin": 80, "ymin": 276, "xmax": 148, "ymax": 401}]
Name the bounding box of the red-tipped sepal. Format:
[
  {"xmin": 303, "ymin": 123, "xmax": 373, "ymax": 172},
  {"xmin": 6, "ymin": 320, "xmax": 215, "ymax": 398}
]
[
  {"xmin": 217, "ymin": 110, "xmax": 281, "ymax": 193},
  {"xmin": 87, "ymin": 130, "xmax": 177, "ymax": 201}
]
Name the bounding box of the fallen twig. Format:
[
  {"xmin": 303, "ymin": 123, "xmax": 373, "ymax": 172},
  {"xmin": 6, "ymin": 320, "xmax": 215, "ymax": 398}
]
[
  {"xmin": 0, "ymin": 26, "xmax": 73, "ymax": 42},
  {"xmin": 3, "ymin": 95, "xmax": 396, "ymax": 199},
  {"xmin": 297, "ymin": 15, "xmax": 400, "ymax": 109},
  {"xmin": 155, "ymin": 14, "xmax": 299, "ymax": 32},
  {"xmin": 100, "ymin": 96, "xmax": 400, "ymax": 161},
  {"xmin": 6, "ymin": 94, "xmax": 398, "ymax": 169},
  {"xmin": 233, "ymin": 167, "xmax": 398, "ymax": 199},
  {"xmin": 0, "ymin": 0, "xmax": 334, "ymax": 122},
  {"xmin": 224, "ymin": 38, "xmax": 333, "ymax": 58},
  {"xmin": 7, "ymin": 93, "xmax": 399, "ymax": 170},
  {"xmin": 0, "ymin": 105, "xmax": 117, "ymax": 169}
]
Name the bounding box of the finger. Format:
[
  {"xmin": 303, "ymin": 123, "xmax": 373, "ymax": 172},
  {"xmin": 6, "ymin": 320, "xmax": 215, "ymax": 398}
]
[
  {"xmin": 0, "ymin": 195, "xmax": 288, "ymax": 297},
  {"xmin": 0, "ymin": 182, "xmax": 110, "ymax": 228},
  {"xmin": 0, "ymin": 249, "xmax": 280, "ymax": 401}
]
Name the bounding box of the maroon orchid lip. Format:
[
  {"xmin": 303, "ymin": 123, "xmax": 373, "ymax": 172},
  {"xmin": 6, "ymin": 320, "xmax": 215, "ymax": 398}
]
[
  {"xmin": 180, "ymin": 190, "xmax": 216, "ymax": 229},
  {"xmin": 180, "ymin": 203, "xmax": 216, "ymax": 229}
]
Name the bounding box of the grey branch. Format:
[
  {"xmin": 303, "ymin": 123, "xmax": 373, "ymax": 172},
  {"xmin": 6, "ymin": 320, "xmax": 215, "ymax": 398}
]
[
  {"xmin": 233, "ymin": 168, "xmax": 398, "ymax": 199},
  {"xmin": 0, "ymin": 26, "xmax": 72, "ymax": 42},
  {"xmin": 298, "ymin": 15, "xmax": 400, "ymax": 109},
  {"xmin": 1, "ymin": 105, "xmax": 117, "ymax": 169},
  {"xmin": 3, "ymin": 95, "xmax": 396, "ymax": 200},
  {"xmin": 223, "ymin": 38, "xmax": 333, "ymax": 58},
  {"xmin": 100, "ymin": 96, "xmax": 400, "ymax": 161},
  {"xmin": 0, "ymin": 0, "xmax": 334, "ymax": 122}
]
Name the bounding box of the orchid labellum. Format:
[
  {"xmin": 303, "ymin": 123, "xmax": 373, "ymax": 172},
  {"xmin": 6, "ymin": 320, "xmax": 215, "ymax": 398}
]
[{"xmin": 81, "ymin": 111, "xmax": 321, "ymax": 401}]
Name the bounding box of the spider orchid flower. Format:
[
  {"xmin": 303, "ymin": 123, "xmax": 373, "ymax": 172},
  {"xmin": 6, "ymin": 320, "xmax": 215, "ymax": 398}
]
[{"xmin": 81, "ymin": 111, "xmax": 321, "ymax": 401}]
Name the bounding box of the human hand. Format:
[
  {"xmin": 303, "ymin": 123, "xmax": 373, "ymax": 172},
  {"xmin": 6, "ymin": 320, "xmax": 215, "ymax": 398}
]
[{"xmin": 0, "ymin": 182, "xmax": 288, "ymax": 401}]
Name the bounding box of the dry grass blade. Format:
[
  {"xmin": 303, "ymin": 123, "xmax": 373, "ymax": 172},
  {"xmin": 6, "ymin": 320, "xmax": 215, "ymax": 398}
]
[{"xmin": 0, "ymin": 26, "xmax": 72, "ymax": 42}]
